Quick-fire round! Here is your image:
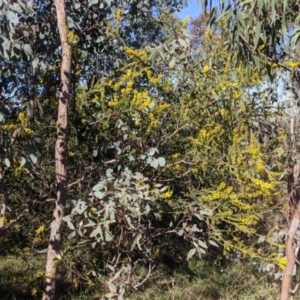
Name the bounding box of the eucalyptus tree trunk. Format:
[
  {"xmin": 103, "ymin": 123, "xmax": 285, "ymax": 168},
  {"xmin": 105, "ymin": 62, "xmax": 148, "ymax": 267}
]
[
  {"xmin": 0, "ymin": 165, "xmax": 8, "ymax": 228},
  {"xmin": 281, "ymin": 80, "xmax": 300, "ymax": 300},
  {"xmin": 43, "ymin": 0, "xmax": 71, "ymax": 299},
  {"xmin": 281, "ymin": 165, "xmax": 300, "ymax": 300}
]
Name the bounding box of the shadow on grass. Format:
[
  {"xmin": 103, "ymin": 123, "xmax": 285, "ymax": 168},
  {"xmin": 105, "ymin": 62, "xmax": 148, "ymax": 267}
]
[
  {"xmin": 0, "ymin": 253, "xmax": 281, "ymax": 300},
  {"xmin": 0, "ymin": 254, "xmax": 98, "ymax": 300}
]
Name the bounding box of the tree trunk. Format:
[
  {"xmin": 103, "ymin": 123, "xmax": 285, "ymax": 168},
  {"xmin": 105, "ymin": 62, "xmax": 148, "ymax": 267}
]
[
  {"xmin": 0, "ymin": 165, "xmax": 8, "ymax": 228},
  {"xmin": 281, "ymin": 164, "xmax": 300, "ymax": 300},
  {"xmin": 42, "ymin": 0, "xmax": 72, "ymax": 299}
]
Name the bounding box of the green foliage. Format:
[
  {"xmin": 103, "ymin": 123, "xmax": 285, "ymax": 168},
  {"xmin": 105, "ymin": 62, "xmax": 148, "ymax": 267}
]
[
  {"xmin": 0, "ymin": 0, "xmax": 292, "ymax": 298},
  {"xmin": 202, "ymin": 0, "xmax": 300, "ymax": 77},
  {"xmin": 0, "ymin": 253, "xmax": 282, "ymax": 299}
]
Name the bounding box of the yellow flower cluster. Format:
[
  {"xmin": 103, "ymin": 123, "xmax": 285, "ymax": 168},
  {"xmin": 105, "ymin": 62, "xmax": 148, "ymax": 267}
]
[
  {"xmin": 108, "ymin": 96, "xmax": 120, "ymax": 107},
  {"xmin": 231, "ymin": 196, "xmax": 252, "ymax": 210},
  {"xmin": 257, "ymin": 44, "xmax": 266, "ymax": 51},
  {"xmin": 18, "ymin": 112, "xmax": 27, "ymax": 126},
  {"xmin": 247, "ymin": 144, "xmax": 260, "ymax": 156},
  {"xmin": 204, "ymin": 29, "xmax": 213, "ymax": 40},
  {"xmin": 87, "ymin": 279, "xmax": 94, "ymax": 287},
  {"xmin": 155, "ymin": 102, "xmax": 171, "ymax": 115},
  {"xmin": 182, "ymin": 16, "xmax": 190, "ymax": 28},
  {"xmin": 250, "ymin": 178, "xmax": 275, "ymax": 191},
  {"xmin": 134, "ymin": 117, "xmax": 141, "ymax": 125},
  {"xmin": 0, "ymin": 124, "xmax": 19, "ymax": 130},
  {"xmin": 148, "ymin": 74, "xmax": 162, "ymax": 85},
  {"xmin": 202, "ymin": 183, "xmax": 231, "ymax": 201},
  {"xmin": 220, "ymin": 108, "xmax": 228, "ymax": 119},
  {"xmin": 34, "ymin": 236, "xmax": 42, "ymax": 244},
  {"xmin": 31, "ymin": 288, "xmax": 38, "ymax": 296},
  {"xmin": 255, "ymin": 159, "xmax": 265, "ymax": 174},
  {"xmin": 68, "ymin": 151, "xmax": 75, "ymax": 157},
  {"xmin": 232, "ymin": 90, "xmax": 242, "ymax": 99},
  {"xmin": 35, "ymin": 271, "xmax": 44, "ymax": 278},
  {"xmin": 275, "ymin": 256, "xmax": 287, "ymax": 270},
  {"xmin": 219, "ymin": 81, "xmax": 239, "ymax": 91},
  {"xmin": 283, "ymin": 61, "xmax": 300, "ymax": 69},
  {"xmin": 91, "ymin": 96, "xmax": 99, "ymax": 104},
  {"xmin": 172, "ymin": 153, "xmax": 180, "ymax": 159},
  {"xmin": 15, "ymin": 166, "xmax": 26, "ymax": 176},
  {"xmin": 203, "ymin": 65, "xmax": 210, "ymax": 73},
  {"xmin": 23, "ymin": 127, "xmax": 35, "ymax": 136},
  {"xmin": 0, "ymin": 217, "xmax": 7, "ymax": 224},
  {"xmin": 131, "ymin": 90, "xmax": 151, "ymax": 110},
  {"xmin": 153, "ymin": 247, "xmax": 160, "ymax": 259},
  {"xmin": 116, "ymin": 8, "xmax": 122, "ymax": 21},
  {"xmin": 67, "ymin": 30, "xmax": 79, "ymax": 47},
  {"xmin": 35, "ymin": 225, "xmax": 45, "ymax": 234},
  {"xmin": 174, "ymin": 164, "xmax": 181, "ymax": 171},
  {"xmin": 125, "ymin": 46, "xmax": 148, "ymax": 63},
  {"xmin": 162, "ymin": 190, "xmax": 173, "ymax": 199},
  {"xmin": 191, "ymin": 125, "xmax": 224, "ymax": 147},
  {"xmin": 73, "ymin": 278, "xmax": 79, "ymax": 290},
  {"xmin": 238, "ymin": 214, "xmax": 258, "ymax": 226},
  {"xmin": 147, "ymin": 113, "xmax": 159, "ymax": 133}
]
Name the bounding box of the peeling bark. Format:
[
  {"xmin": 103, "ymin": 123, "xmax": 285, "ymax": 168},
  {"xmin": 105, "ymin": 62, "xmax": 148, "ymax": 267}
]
[{"xmin": 42, "ymin": 0, "xmax": 72, "ymax": 299}]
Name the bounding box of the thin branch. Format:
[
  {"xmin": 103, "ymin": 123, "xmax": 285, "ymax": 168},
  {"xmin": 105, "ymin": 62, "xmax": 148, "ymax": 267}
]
[
  {"xmin": 9, "ymin": 127, "xmax": 21, "ymax": 147},
  {"xmin": 132, "ymin": 263, "xmax": 155, "ymax": 290},
  {"xmin": 67, "ymin": 176, "xmax": 85, "ymax": 189},
  {"xmin": 0, "ymin": 208, "xmax": 29, "ymax": 235},
  {"xmin": 238, "ymin": 34, "xmax": 291, "ymax": 72}
]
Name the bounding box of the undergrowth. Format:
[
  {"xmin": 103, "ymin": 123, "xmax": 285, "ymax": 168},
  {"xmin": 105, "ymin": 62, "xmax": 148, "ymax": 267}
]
[{"xmin": 0, "ymin": 253, "xmax": 286, "ymax": 300}]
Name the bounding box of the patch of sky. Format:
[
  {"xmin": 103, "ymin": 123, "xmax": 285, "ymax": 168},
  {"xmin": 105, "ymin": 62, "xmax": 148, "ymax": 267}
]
[{"xmin": 176, "ymin": 0, "xmax": 220, "ymax": 20}]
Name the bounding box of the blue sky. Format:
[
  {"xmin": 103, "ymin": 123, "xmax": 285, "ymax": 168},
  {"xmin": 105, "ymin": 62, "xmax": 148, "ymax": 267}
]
[
  {"xmin": 177, "ymin": 0, "xmax": 203, "ymax": 19},
  {"xmin": 177, "ymin": 0, "xmax": 220, "ymax": 19}
]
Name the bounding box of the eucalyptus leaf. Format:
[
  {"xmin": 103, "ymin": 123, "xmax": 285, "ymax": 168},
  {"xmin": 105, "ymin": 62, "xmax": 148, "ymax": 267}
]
[
  {"xmin": 150, "ymin": 159, "xmax": 158, "ymax": 169},
  {"xmin": 7, "ymin": 10, "xmax": 19, "ymax": 24},
  {"xmin": 187, "ymin": 248, "xmax": 196, "ymax": 260},
  {"xmin": 23, "ymin": 44, "xmax": 33, "ymax": 56},
  {"xmin": 158, "ymin": 157, "xmax": 166, "ymax": 167},
  {"xmin": 89, "ymin": 0, "xmax": 98, "ymax": 6},
  {"xmin": 208, "ymin": 240, "xmax": 219, "ymax": 247},
  {"xmin": 198, "ymin": 240, "xmax": 208, "ymax": 249},
  {"xmin": 20, "ymin": 157, "xmax": 27, "ymax": 167},
  {"xmin": 30, "ymin": 154, "xmax": 37, "ymax": 164},
  {"xmin": 36, "ymin": 248, "xmax": 48, "ymax": 254},
  {"xmin": 4, "ymin": 158, "xmax": 10, "ymax": 168},
  {"xmin": 67, "ymin": 221, "xmax": 75, "ymax": 230}
]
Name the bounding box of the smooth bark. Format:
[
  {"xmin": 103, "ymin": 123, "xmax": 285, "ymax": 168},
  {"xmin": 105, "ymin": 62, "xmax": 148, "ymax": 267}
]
[
  {"xmin": 281, "ymin": 164, "xmax": 300, "ymax": 300},
  {"xmin": 0, "ymin": 165, "xmax": 8, "ymax": 228},
  {"xmin": 42, "ymin": 0, "xmax": 72, "ymax": 299}
]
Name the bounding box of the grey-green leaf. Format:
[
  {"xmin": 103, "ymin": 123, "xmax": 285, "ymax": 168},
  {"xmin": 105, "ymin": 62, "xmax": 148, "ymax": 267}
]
[
  {"xmin": 198, "ymin": 240, "xmax": 208, "ymax": 249},
  {"xmin": 89, "ymin": 0, "xmax": 98, "ymax": 6},
  {"xmin": 208, "ymin": 240, "xmax": 219, "ymax": 247},
  {"xmin": 187, "ymin": 248, "xmax": 196, "ymax": 260},
  {"xmin": 4, "ymin": 158, "xmax": 10, "ymax": 168},
  {"xmin": 30, "ymin": 154, "xmax": 37, "ymax": 164},
  {"xmin": 254, "ymin": 22, "xmax": 262, "ymax": 50},
  {"xmin": 67, "ymin": 221, "xmax": 75, "ymax": 230},
  {"xmin": 7, "ymin": 11, "xmax": 19, "ymax": 24},
  {"xmin": 158, "ymin": 157, "xmax": 166, "ymax": 167},
  {"xmin": 23, "ymin": 44, "xmax": 33, "ymax": 56},
  {"xmin": 20, "ymin": 157, "xmax": 26, "ymax": 167}
]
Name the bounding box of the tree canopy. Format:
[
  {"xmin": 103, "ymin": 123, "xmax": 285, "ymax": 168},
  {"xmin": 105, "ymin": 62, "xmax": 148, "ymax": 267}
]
[{"xmin": 0, "ymin": 0, "xmax": 297, "ymax": 299}]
